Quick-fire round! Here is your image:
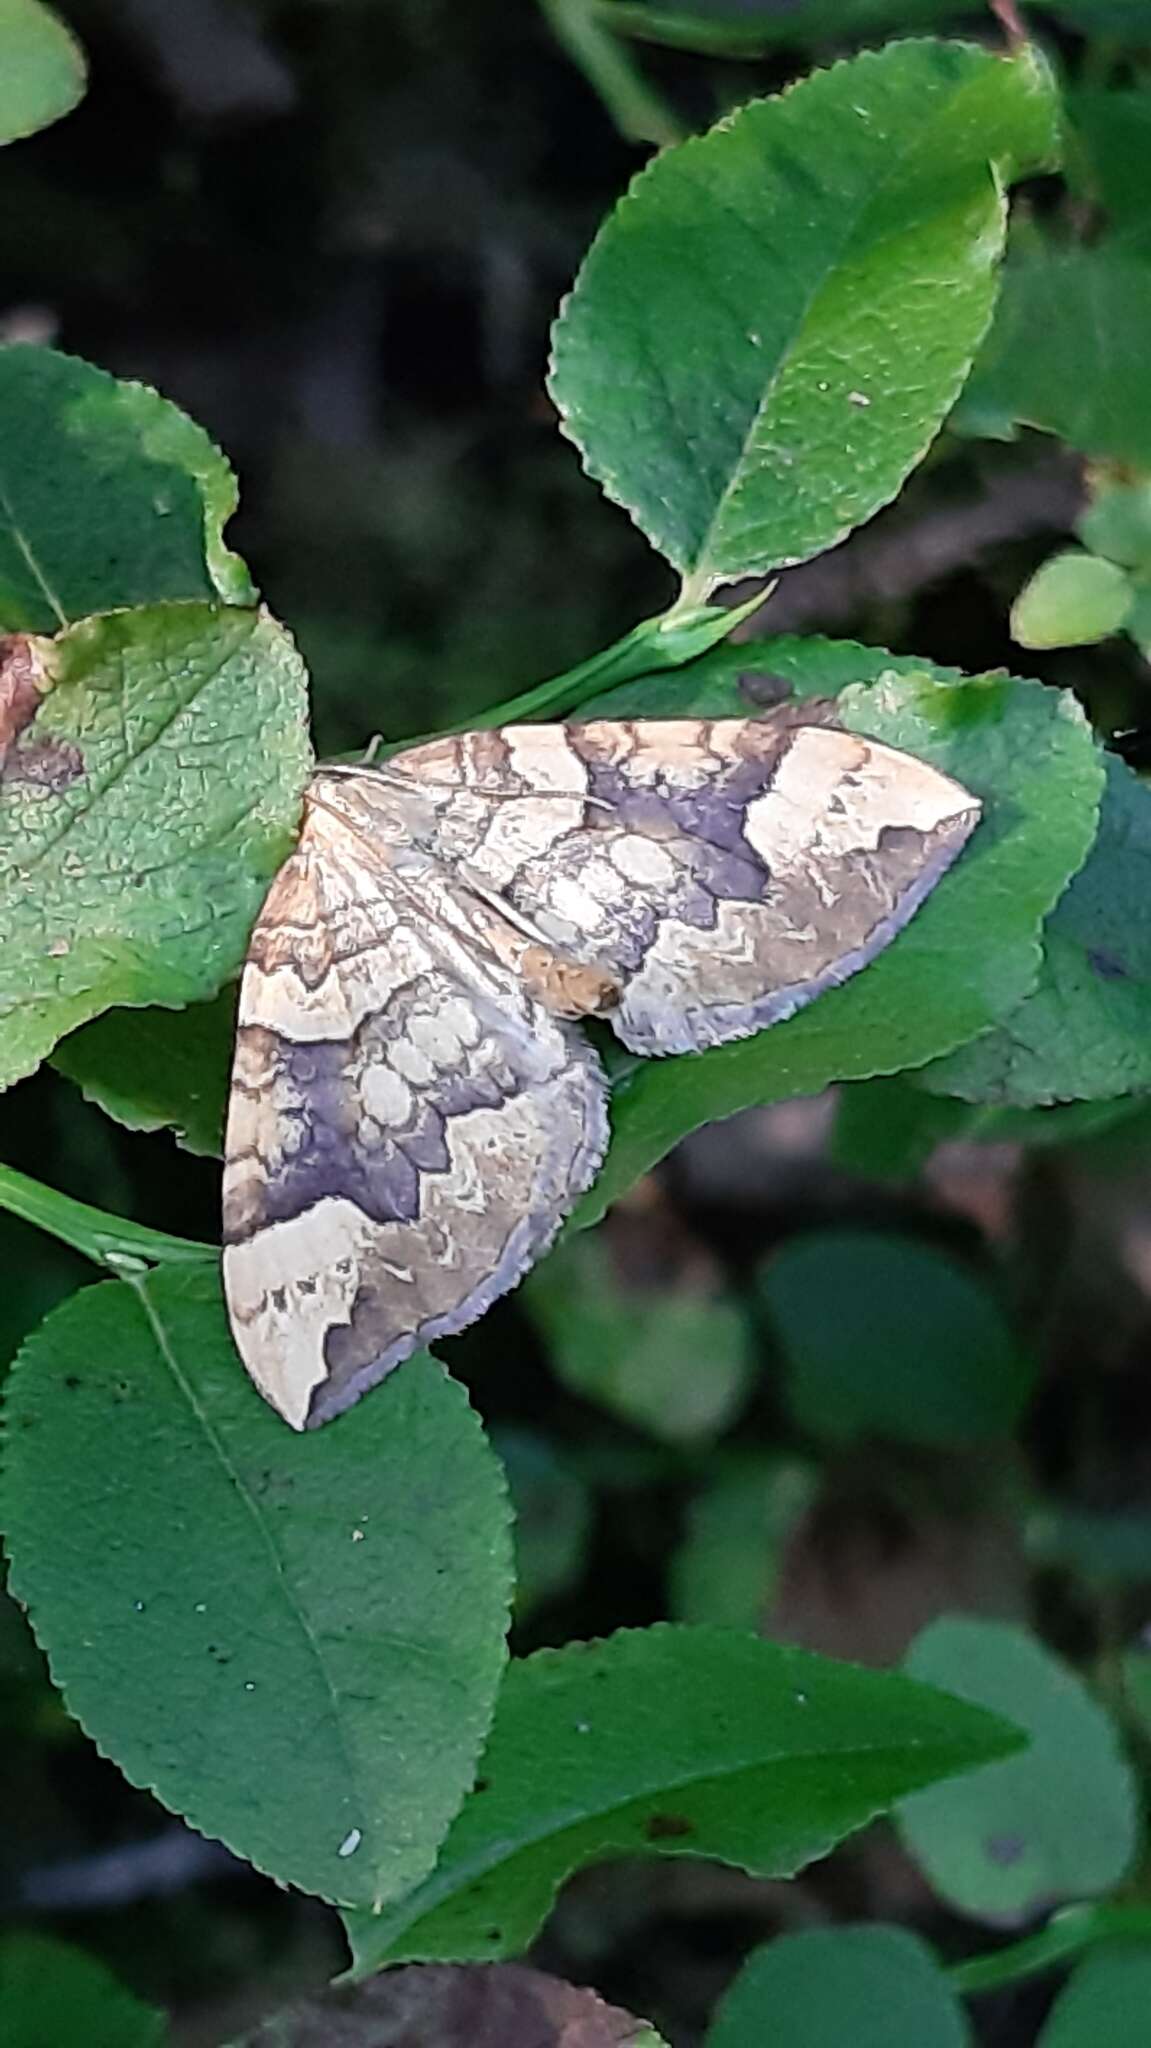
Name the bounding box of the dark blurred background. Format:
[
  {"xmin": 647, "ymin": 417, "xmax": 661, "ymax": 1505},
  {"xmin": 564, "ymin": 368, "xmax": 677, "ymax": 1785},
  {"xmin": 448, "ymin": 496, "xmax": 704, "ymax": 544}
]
[{"xmin": 5, "ymin": 5, "xmax": 1151, "ymax": 2042}]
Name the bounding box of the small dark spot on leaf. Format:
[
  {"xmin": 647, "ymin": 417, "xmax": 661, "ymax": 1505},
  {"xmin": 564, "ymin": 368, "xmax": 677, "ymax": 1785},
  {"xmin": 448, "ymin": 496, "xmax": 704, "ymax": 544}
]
[
  {"xmin": 4, "ymin": 734, "xmax": 84, "ymax": 792},
  {"xmin": 738, "ymin": 670, "xmax": 793, "ymax": 708},
  {"xmin": 985, "ymin": 1831, "xmax": 1027, "ymax": 1866},
  {"xmin": 473, "ymin": 1777, "xmax": 490, "ymax": 1793},
  {"xmin": 645, "ymin": 1812, "xmax": 694, "ymax": 1841},
  {"xmin": 485, "ymin": 1928, "xmax": 502, "ymax": 1943},
  {"xmin": 63, "ymin": 1375, "xmax": 81, "ymax": 1389},
  {"xmin": 1088, "ymin": 948, "xmax": 1130, "ymax": 982}
]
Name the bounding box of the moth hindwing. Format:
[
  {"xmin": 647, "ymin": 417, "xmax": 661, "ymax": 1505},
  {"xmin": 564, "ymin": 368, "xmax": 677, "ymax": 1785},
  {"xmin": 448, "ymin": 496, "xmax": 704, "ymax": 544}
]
[{"xmin": 223, "ymin": 713, "xmax": 980, "ymax": 1426}]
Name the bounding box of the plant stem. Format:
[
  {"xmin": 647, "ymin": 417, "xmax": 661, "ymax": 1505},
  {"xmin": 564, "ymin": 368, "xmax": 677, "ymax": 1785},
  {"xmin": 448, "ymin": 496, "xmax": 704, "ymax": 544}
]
[
  {"xmin": 949, "ymin": 1901, "xmax": 1151, "ymax": 1996},
  {"xmin": 382, "ymin": 590, "xmax": 764, "ymax": 754},
  {"xmin": 593, "ymin": 2, "xmax": 780, "ymax": 59},
  {"xmin": 539, "ymin": 0, "xmax": 685, "ymax": 148},
  {"xmin": 0, "ymin": 1161, "xmax": 215, "ymax": 1273}
]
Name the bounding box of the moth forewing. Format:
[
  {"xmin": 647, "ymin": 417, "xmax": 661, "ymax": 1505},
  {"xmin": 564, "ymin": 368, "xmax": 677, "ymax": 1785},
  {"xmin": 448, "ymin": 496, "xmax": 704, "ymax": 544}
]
[{"xmin": 222, "ymin": 713, "xmax": 980, "ymax": 1425}]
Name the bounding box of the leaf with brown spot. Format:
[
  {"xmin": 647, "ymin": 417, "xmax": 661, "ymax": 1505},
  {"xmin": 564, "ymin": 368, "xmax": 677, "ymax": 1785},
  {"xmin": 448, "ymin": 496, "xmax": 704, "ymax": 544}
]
[
  {"xmin": 921, "ymin": 756, "xmax": 1151, "ymax": 1106},
  {"xmin": 346, "ymin": 1624, "xmax": 1023, "ymax": 1970},
  {"xmin": 0, "ymin": 631, "xmax": 52, "ymax": 757},
  {"xmin": 0, "ymin": 602, "xmax": 310, "ymax": 1091}
]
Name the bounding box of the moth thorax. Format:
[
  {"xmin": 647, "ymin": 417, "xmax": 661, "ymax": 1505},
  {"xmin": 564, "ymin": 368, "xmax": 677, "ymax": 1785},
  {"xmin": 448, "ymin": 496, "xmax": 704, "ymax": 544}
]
[{"xmin": 520, "ymin": 944, "xmax": 619, "ymax": 1019}]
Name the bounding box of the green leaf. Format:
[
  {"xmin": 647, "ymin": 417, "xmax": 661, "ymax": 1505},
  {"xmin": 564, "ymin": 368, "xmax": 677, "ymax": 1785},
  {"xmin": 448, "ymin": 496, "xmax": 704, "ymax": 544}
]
[
  {"xmin": 0, "ymin": 1160, "xmax": 214, "ymax": 1272},
  {"xmin": 969, "ymin": 1098, "xmax": 1151, "ymax": 1148},
  {"xmin": 550, "ymin": 39, "xmax": 1059, "ymax": 590},
  {"xmin": 0, "ymin": 0, "xmax": 85, "ymax": 146},
  {"xmin": 1079, "ymin": 477, "xmax": 1151, "ymax": 575},
  {"xmin": 830, "ymin": 1076, "xmax": 977, "ymax": 1180},
  {"xmin": 523, "ymin": 1229, "xmax": 751, "ymax": 1443},
  {"xmin": 922, "ymin": 757, "xmax": 1151, "ymax": 1107},
  {"xmin": 760, "ymin": 1230, "xmax": 1033, "ymax": 1447},
  {"xmin": 1122, "ymin": 583, "xmax": 1151, "ymax": 655},
  {"xmin": 52, "ymin": 990, "xmax": 234, "ymax": 1157},
  {"xmin": 959, "ymin": 241, "xmax": 1151, "ymax": 468},
  {"xmin": 670, "ymin": 1458, "xmax": 814, "ymax": 1628},
  {"xmin": 2, "ymin": 1265, "xmax": 513, "ymax": 1910},
  {"xmin": 0, "ymin": 602, "xmax": 310, "ymax": 1088},
  {"xmin": 706, "ymin": 1925, "xmax": 970, "ymax": 2048},
  {"xmin": 576, "ymin": 637, "xmax": 1104, "ymax": 1226},
  {"xmin": 345, "ymin": 1622, "xmax": 1023, "ymax": 1969},
  {"xmin": 586, "ymin": 632, "xmax": 916, "ymax": 722},
  {"xmin": 898, "ymin": 1618, "xmax": 1139, "ymax": 1921},
  {"xmin": 1066, "ymin": 86, "xmax": 1151, "ymax": 248},
  {"xmin": 1039, "ymin": 1949, "xmax": 1151, "ymax": 2048},
  {"xmin": 831, "ymin": 1075, "xmax": 1142, "ymax": 1172},
  {"xmin": 0, "ymin": 346, "xmax": 254, "ymax": 629},
  {"xmin": 0, "ymin": 1932, "xmax": 165, "ymax": 2048},
  {"xmin": 1011, "ymin": 550, "xmax": 1133, "ymax": 649}
]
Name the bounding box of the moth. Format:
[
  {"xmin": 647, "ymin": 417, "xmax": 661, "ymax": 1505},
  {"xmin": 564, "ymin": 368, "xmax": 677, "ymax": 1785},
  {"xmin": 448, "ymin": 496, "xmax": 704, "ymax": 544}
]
[{"xmin": 222, "ymin": 710, "xmax": 980, "ymax": 1427}]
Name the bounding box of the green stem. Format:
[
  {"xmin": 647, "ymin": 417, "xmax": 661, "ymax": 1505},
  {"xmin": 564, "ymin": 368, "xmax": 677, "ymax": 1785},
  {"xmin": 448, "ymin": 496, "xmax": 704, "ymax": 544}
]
[
  {"xmin": 538, "ymin": 0, "xmax": 685, "ymax": 148},
  {"xmin": 371, "ymin": 591, "xmax": 765, "ymax": 759},
  {"xmin": 593, "ymin": 1, "xmax": 780, "ymax": 58},
  {"xmin": 0, "ymin": 1162, "xmax": 215, "ymax": 1274},
  {"xmin": 468, "ymin": 599, "xmax": 744, "ymax": 727},
  {"xmin": 949, "ymin": 1902, "xmax": 1151, "ymax": 1996}
]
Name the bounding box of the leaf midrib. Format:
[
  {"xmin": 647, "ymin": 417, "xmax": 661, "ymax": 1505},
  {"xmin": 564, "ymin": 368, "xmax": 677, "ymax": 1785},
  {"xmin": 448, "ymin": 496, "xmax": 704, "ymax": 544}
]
[
  {"xmin": 131, "ymin": 1274, "xmax": 373, "ymax": 1848},
  {"xmin": 0, "ymin": 608, "xmax": 255, "ymax": 885},
  {"xmin": 0, "ymin": 467, "xmax": 69, "ymax": 626},
  {"xmin": 385, "ymin": 1727, "xmax": 1010, "ymax": 1933},
  {"xmin": 690, "ymin": 67, "xmax": 1000, "ymax": 581}
]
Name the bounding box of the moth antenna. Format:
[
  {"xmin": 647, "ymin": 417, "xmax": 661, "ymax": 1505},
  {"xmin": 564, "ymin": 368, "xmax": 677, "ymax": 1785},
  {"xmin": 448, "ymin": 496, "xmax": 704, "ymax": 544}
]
[{"xmin": 323, "ymin": 758, "xmax": 611, "ymax": 810}]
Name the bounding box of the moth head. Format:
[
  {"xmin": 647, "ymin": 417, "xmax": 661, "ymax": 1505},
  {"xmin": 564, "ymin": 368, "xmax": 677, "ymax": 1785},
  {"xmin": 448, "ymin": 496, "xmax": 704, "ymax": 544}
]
[{"xmin": 520, "ymin": 945, "xmax": 620, "ymax": 1019}]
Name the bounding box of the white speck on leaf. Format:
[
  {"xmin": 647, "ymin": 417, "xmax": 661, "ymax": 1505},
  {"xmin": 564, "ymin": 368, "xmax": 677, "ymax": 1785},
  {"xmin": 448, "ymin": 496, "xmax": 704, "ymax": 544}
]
[
  {"xmin": 338, "ymin": 1828, "xmax": 362, "ymax": 1858},
  {"xmin": 848, "ymin": 391, "xmax": 870, "ymax": 407}
]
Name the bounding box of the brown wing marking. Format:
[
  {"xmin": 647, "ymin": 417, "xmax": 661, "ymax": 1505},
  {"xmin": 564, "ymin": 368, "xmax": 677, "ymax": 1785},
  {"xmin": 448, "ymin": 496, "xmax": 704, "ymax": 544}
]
[
  {"xmin": 222, "ymin": 784, "xmax": 609, "ymax": 1429},
  {"xmin": 374, "ymin": 715, "xmax": 982, "ymax": 1054}
]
